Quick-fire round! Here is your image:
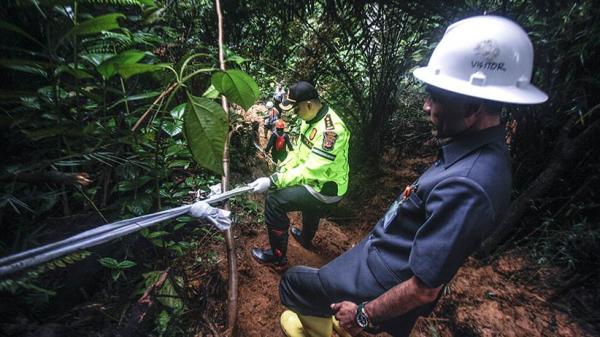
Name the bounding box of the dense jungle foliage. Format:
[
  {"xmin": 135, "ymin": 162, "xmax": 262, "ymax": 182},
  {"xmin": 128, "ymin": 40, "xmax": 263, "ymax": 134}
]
[{"xmin": 0, "ymin": 0, "xmax": 598, "ymax": 336}]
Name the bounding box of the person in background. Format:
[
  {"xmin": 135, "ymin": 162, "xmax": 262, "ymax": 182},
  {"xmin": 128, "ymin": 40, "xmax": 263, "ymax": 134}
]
[
  {"xmin": 265, "ymin": 119, "xmax": 293, "ymax": 163},
  {"xmin": 264, "ymin": 101, "xmax": 280, "ymax": 138},
  {"xmin": 274, "ymin": 83, "xmax": 286, "ymax": 115}
]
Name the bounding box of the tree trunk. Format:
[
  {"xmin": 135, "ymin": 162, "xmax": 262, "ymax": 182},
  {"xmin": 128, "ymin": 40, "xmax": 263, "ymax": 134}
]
[{"xmin": 215, "ymin": 0, "xmax": 238, "ymax": 335}]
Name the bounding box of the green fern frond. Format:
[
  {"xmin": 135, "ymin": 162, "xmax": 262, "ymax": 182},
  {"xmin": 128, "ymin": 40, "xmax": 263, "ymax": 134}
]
[
  {"xmin": 82, "ymin": 35, "xmax": 129, "ymax": 53},
  {"xmin": 100, "ymin": 31, "xmax": 133, "ymax": 43},
  {"xmin": 131, "ymin": 31, "xmax": 162, "ymax": 47}
]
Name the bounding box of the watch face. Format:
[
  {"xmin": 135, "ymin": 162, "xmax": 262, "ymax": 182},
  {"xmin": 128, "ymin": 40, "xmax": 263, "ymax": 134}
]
[{"xmin": 356, "ymin": 311, "xmax": 368, "ymax": 328}]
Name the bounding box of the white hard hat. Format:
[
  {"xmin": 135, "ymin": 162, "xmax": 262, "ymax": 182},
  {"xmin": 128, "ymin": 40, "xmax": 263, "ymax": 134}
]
[
  {"xmin": 266, "ymin": 101, "xmax": 274, "ymax": 108},
  {"xmin": 413, "ymin": 15, "xmax": 548, "ymax": 104}
]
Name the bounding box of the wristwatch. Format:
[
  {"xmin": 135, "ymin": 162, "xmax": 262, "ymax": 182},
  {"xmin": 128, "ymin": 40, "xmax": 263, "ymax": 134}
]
[{"xmin": 355, "ymin": 301, "xmax": 370, "ymax": 329}]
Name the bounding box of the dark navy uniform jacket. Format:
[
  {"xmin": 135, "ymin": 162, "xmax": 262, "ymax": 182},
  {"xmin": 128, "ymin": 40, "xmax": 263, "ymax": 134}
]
[{"xmin": 318, "ymin": 125, "xmax": 511, "ymax": 334}]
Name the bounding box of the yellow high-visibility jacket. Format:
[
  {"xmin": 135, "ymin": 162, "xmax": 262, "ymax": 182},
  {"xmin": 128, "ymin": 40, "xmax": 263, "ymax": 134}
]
[{"xmin": 270, "ymin": 105, "xmax": 350, "ymax": 197}]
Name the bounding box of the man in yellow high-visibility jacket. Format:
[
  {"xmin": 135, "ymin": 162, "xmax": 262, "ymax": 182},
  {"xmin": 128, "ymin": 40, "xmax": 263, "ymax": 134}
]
[{"xmin": 249, "ymin": 81, "xmax": 351, "ymax": 267}]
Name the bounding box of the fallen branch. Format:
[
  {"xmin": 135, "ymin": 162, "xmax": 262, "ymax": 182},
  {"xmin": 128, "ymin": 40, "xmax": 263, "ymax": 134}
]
[
  {"xmin": 131, "ymin": 82, "xmax": 177, "ymax": 132},
  {"xmin": 118, "ymin": 268, "xmax": 171, "ymax": 337}
]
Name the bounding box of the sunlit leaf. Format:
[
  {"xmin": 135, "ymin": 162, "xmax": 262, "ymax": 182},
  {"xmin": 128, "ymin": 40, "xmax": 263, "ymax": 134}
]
[
  {"xmin": 183, "ymin": 94, "xmax": 228, "ymax": 174},
  {"xmin": 226, "ymin": 54, "xmax": 248, "ymax": 65},
  {"xmin": 74, "ymin": 13, "xmax": 125, "ymax": 36},
  {"xmin": 211, "ymin": 69, "xmax": 259, "ymax": 110},
  {"xmin": 80, "ymin": 53, "xmax": 115, "ymax": 67},
  {"xmin": 170, "ymin": 103, "xmax": 186, "ymax": 120},
  {"xmin": 162, "ymin": 120, "xmax": 182, "ymax": 137},
  {"xmin": 202, "ymin": 84, "xmax": 219, "ymax": 99}
]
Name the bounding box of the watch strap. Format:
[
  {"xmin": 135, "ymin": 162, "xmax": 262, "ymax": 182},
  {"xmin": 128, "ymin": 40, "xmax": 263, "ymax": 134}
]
[{"xmin": 360, "ymin": 301, "xmax": 381, "ymax": 333}]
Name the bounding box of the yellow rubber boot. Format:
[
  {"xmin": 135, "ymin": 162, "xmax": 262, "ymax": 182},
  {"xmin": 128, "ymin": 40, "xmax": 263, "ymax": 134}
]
[
  {"xmin": 280, "ymin": 310, "xmax": 333, "ymax": 337},
  {"xmin": 280, "ymin": 310, "xmax": 307, "ymax": 337},
  {"xmin": 297, "ymin": 313, "xmax": 333, "ymax": 337},
  {"xmin": 332, "ymin": 316, "xmax": 352, "ymax": 337}
]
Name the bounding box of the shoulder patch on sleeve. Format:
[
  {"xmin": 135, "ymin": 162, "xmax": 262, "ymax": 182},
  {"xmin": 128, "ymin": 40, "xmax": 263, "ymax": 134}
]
[
  {"xmin": 322, "ymin": 131, "xmax": 338, "ymax": 151},
  {"xmin": 324, "ymin": 114, "xmax": 334, "ymax": 130}
]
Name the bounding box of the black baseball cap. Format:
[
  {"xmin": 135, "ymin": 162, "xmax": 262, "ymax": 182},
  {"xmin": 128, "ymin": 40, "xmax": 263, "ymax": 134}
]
[{"xmin": 279, "ymin": 81, "xmax": 319, "ymax": 111}]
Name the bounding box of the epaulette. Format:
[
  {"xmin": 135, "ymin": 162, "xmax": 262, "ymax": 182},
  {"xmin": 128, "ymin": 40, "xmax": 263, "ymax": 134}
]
[{"xmin": 324, "ymin": 114, "xmax": 334, "ymax": 130}]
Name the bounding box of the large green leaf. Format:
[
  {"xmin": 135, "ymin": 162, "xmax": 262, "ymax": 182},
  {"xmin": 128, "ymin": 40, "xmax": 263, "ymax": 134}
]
[
  {"xmin": 74, "ymin": 13, "xmax": 125, "ymax": 36},
  {"xmin": 211, "ymin": 69, "xmax": 259, "ymax": 110},
  {"xmin": 116, "ymin": 63, "xmax": 171, "ymax": 79},
  {"xmin": 183, "ymin": 94, "xmax": 228, "ymax": 174},
  {"xmin": 97, "ymin": 50, "xmax": 145, "ymax": 79}
]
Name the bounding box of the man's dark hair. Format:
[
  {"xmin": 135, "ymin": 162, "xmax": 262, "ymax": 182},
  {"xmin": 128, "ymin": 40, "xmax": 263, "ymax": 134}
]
[{"xmin": 469, "ymin": 97, "xmax": 503, "ymax": 116}]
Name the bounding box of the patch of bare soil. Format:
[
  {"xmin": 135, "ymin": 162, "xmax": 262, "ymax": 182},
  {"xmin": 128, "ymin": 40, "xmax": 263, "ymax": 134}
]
[{"xmin": 414, "ymin": 254, "xmax": 596, "ymax": 337}]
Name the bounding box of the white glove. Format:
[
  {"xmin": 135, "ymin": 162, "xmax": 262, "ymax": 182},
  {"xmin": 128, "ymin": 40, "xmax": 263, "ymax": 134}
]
[
  {"xmin": 188, "ymin": 201, "xmax": 232, "ymax": 231},
  {"xmin": 249, "ymin": 177, "xmax": 272, "ymax": 193}
]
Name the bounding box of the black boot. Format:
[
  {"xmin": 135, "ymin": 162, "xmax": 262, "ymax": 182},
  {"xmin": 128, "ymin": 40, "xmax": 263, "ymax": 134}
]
[
  {"xmin": 290, "ymin": 226, "xmax": 312, "ymax": 248},
  {"xmin": 251, "ymin": 247, "xmax": 288, "ymax": 267}
]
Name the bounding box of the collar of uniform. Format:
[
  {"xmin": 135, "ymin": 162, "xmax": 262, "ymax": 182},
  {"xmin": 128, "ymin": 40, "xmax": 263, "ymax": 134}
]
[
  {"xmin": 306, "ymin": 104, "xmax": 329, "ymax": 125},
  {"xmin": 440, "ymin": 125, "xmax": 505, "ymax": 169}
]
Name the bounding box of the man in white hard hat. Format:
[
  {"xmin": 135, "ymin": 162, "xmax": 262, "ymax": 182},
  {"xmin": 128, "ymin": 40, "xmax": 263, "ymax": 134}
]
[{"xmin": 276, "ymin": 16, "xmax": 548, "ymax": 337}]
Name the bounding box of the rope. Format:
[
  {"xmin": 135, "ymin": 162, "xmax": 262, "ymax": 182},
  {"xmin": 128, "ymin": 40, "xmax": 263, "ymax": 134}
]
[{"xmin": 0, "ymin": 185, "xmax": 253, "ymax": 277}]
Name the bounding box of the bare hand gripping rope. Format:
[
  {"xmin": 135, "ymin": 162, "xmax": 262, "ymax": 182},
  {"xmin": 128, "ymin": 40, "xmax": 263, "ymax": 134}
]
[{"xmin": 0, "ymin": 185, "xmax": 254, "ymax": 277}]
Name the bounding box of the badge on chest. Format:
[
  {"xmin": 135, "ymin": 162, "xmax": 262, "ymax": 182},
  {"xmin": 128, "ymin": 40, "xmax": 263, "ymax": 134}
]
[
  {"xmin": 322, "ymin": 131, "xmax": 338, "ymax": 151},
  {"xmin": 382, "ymin": 183, "xmax": 419, "ymax": 229}
]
